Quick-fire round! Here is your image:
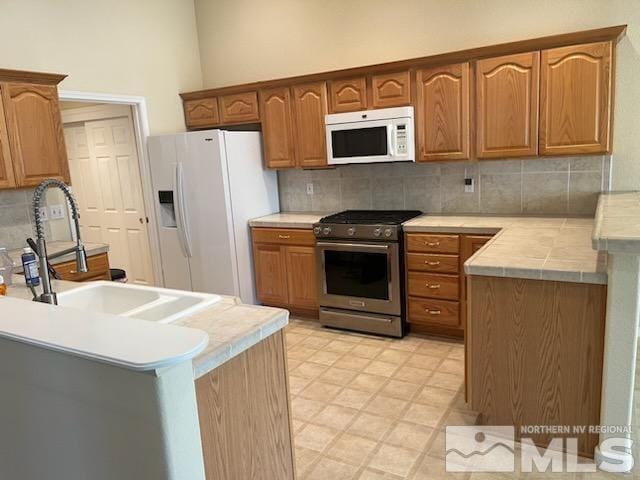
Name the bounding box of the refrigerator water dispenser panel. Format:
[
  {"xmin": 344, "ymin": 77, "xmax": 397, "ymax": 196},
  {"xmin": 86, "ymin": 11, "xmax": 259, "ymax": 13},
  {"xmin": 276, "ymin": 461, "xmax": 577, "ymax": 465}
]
[{"xmin": 158, "ymin": 190, "xmax": 177, "ymax": 228}]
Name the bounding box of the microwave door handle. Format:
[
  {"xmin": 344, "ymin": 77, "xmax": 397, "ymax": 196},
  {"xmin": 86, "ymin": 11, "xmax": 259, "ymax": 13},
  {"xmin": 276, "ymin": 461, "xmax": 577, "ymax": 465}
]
[{"xmin": 387, "ymin": 124, "xmax": 395, "ymax": 157}]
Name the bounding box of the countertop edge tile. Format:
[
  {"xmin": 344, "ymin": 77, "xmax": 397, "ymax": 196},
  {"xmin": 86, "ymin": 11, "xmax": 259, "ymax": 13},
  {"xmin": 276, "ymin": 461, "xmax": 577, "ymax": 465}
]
[
  {"xmin": 249, "ymin": 212, "xmax": 330, "ymax": 229},
  {"xmin": 592, "ymin": 192, "xmax": 640, "ymax": 254}
]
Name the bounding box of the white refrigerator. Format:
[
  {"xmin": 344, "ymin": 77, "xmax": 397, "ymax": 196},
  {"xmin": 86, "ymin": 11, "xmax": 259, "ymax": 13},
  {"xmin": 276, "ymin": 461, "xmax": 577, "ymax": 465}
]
[{"xmin": 147, "ymin": 130, "xmax": 279, "ymax": 304}]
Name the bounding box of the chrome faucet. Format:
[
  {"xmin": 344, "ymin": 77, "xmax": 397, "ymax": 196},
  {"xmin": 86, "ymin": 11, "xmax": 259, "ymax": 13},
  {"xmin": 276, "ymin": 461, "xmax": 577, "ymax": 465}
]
[{"xmin": 32, "ymin": 179, "xmax": 88, "ymax": 305}]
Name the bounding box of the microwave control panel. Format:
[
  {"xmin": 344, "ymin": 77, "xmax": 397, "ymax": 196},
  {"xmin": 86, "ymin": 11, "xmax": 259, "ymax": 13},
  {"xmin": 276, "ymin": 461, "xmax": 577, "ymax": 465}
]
[{"xmin": 395, "ymin": 124, "xmax": 408, "ymax": 155}]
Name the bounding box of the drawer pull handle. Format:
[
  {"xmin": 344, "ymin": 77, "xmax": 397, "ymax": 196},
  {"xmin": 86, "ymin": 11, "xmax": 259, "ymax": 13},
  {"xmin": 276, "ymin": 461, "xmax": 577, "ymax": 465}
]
[
  {"xmin": 426, "ymin": 309, "xmax": 441, "ymax": 315},
  {"xmin": 426, "ymin": 283, "xmax": 441, "ymax": 289},
  {"xmin": 425, "ymin": 261, "xmax": 440, "ymax": 266},
  {"xmin": 278, "ymin": 235, "xmax": 291, "ymax": 239},
  {"xmin": 425, "ymin": 241, "xmax": 440, "ymax": 247}
]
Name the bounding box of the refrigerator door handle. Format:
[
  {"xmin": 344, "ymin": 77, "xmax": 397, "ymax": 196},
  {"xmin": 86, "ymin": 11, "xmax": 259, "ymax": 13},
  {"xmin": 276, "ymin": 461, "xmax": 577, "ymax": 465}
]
[{"xmin": 175, "ymin": 162, "xmax": 193, "ymax": 258}]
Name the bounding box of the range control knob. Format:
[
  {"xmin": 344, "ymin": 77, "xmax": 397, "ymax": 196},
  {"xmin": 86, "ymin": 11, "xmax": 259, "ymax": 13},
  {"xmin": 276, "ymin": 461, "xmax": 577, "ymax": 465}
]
[
  {"xmin": 313, "ymin": 226, "xmax": 321, "ymax": 235},
  {"xmin": 384, "ymin": 228, "xmax": 393, "ymax": 238},
  {"xmin": 347, "ymin": 227, "xmax": 356, "ymax": 236},
  {"xmin": 373, "ymin": 228, "xmax": 382, "ymax": 237},
  {"xmin": 323, "ymin": 227, "xmax": 332, "ymax": 236}
]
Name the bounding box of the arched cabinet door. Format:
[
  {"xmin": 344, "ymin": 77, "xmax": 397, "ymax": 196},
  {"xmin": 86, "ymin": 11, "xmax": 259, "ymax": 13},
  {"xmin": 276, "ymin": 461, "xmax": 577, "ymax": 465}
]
[
  {"xmin": 371, "ymin": 71, "xmax": 411, "ymax": 108},
  {"xmin": 329, "ymin": 77, "xmax": 367, "ymax": 113},
  {"xmin": 292, "ymin": 82, "xmax": 328, "ymax": 168},
  {"xmin": 540, "ymin": 41, "xmax": 613, "ymax": 155},
  {"xmin": 415, "ymin": 63, "xmax": 470, "ymax": 161},
  {"xmin": 2, "ymin": 82, "xmax": 69, "ymax": 186},
  {"xmin": 476, "ymin": 52, "xmax": 540, "ymax": 159},
  {"xmin": 260, "ymin": 87, "xmax": 296, "ymax": 169}
]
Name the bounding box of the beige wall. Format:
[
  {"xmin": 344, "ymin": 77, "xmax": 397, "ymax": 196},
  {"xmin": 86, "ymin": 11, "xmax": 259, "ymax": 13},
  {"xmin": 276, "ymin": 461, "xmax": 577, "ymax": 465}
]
[
  {"xmin": 0, "ymin": 0, "xmax": 203, "ymax": 134},
  {"xmin": 194, "ymin": 0, "xmax": 640, "ymax": 190}
]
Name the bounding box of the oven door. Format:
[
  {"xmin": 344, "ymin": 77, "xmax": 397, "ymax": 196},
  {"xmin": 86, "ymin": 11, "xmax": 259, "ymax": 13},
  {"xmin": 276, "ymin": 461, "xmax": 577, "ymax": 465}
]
[{"xmin": 316, "ymin": 240, "xmax": 401, "ymax": 316}]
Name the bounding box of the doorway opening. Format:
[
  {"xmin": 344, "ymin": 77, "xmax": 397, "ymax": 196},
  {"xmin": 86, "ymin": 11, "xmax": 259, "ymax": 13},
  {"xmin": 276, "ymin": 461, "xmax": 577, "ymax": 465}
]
[{"xmin": 58, "ymin": 92, "xmax": 160, "ymax": 285}]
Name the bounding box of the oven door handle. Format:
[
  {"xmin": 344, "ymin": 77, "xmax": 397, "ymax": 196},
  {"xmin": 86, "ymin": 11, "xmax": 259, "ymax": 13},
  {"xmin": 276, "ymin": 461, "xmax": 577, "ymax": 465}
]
[{"xmin": 316, "ymin": 241, "xmax": 390, "ymax": 252}]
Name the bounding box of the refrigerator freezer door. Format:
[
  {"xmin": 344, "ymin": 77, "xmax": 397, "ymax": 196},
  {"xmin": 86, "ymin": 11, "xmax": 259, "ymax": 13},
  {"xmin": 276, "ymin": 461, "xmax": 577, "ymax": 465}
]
[
  {"xmin": 147, "ymin": 135, "xmax": 192, "ymax": 291},
  {"xmin": 181, "ymin": 130, "xmax": 238, "ymax": 296},
  {"xmin": 223, "ymin": 131, "xmax": 279, "ymax": 304}
]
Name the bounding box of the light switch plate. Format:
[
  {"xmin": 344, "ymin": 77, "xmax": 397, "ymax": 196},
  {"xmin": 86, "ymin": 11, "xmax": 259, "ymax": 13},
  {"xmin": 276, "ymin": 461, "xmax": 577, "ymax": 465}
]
[
  {"xmin": 49, "ymin": 204, "xmax": 65, "ymax": 220},
  {"xmin": 38, "ymin": 206, "xmax": 49, "ymax": 221},
  {"xmin": 464, "ymin": 177, "xmax": 474, "ymax": 193},
  {"xmin": 306, "ymin": 183, "xmax": 314, "ymax": 195}
]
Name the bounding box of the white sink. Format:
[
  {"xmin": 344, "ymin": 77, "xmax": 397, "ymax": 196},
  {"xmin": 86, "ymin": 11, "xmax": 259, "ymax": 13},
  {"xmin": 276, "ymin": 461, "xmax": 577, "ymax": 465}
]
[{"xmin": 57, "ymin": 281, "xmax": 221, "ymax": 324}]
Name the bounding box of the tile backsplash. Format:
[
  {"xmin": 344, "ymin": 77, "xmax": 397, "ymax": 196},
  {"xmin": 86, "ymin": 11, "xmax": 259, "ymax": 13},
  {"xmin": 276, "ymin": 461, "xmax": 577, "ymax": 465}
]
[
  {"xmin": 0, "ymin": 189, "xmax": 71, "ymax": 250},
  {"xmin": 278, "ymin": 156, "xmax": 610, "ymax": 216}
]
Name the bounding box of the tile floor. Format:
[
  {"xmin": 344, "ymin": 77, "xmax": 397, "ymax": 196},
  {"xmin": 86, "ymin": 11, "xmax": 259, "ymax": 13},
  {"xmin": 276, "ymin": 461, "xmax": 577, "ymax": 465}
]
[{"xmin": 285, "ymin": 318, "xmax": 638, "ymax": 480}]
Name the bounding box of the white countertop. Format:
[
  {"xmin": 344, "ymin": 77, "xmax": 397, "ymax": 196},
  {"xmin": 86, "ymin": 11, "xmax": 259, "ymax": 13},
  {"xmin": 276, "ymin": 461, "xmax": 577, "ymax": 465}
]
[
  {"xmin": 3, "ymin": 279, "xmax": 289, "ymax": 378},
  {"xmin": 0, "ymin": 295, "xmax": 208, "ymax": 371},
  {"xmin": 592, "ymin": 192, "xmax": 640, "ymax": 253}
]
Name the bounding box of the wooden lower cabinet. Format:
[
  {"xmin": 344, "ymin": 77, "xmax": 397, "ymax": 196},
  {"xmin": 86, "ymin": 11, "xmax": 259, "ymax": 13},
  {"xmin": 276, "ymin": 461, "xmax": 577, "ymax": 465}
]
[
  {"xmin": 252, "ymin": 227, "xmax": 318, "ymax": 316},
  {"xmin": 467, "ymin": 275, "xmax": 606, "ymax": 457},
  {"xmin": 56, "ymin": 252, "xmax": 111, "ymax": 282},
  {"xmin": 405, "ymin": 232, "xmax": 493, "ymax": 337},
  {"xmin": 196, "ymin": 330, "xmax": 295, "ymax": 480}
]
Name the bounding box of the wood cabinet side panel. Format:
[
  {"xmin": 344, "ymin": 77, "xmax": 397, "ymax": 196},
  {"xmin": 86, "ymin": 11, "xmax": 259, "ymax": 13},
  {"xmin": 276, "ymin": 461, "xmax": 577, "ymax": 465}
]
[
  {"xmin": 196, "ymin": 331, "xmax": 295, "ymax": 480},
  {"xmin": 0, "ymin": 87, "xmax": 15, "ymax": 188},
  {"xmin": 468, "ymin": 275, "xmax": 606, "ymax": 456}
]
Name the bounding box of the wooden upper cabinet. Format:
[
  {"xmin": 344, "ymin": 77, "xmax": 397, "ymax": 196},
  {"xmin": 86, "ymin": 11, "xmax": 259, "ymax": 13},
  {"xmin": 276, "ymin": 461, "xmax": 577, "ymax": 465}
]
[
  {"xmin": 0, "ymin": 92, "xmax": 16, "ymax": 188},
  {"xmin": 476, "ymin": 52, "xmax": 540, "ymax": 158},
  {"xmin": 184, "ymin": 98, "xmax": 219, "ymax": 128},
  {"xmin": 253, "ymin": 243, "xmax": 288, "ymax": 306},
  {"xmin": 260, "ymin": 87, "xmax": 296, "ymax": 169},
  {"xmin": 219, "ymin": 91, "xmax": 260, "ymax": 124},
  {"xmin": 540, "ymin": 41, "xmax": 613, "ymax": 155},
  {"xmin": 415, "ymin": 63, "xmax": 470, "ymax": 161},
  {"xmin": 1, "ymin": 83, "xmax": 69, "ymax": 187},
  {"xmin": 329, "ymin": 77, "xmax": 367, "ymax": 113},
  {"xmin": 371, "ymin": 71, "xmax": 411, "ymax": 108},
  {"xmin": 292, "ymin": 82, "xmax": 328, "ymax": 168},
  {"xmin": 285, "ymin": 245, "xmax": 318, "ymax": 309}
]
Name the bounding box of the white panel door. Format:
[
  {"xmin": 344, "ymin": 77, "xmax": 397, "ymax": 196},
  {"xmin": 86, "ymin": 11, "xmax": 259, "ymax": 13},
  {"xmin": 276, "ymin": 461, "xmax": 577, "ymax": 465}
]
[
  {"xmin": 64, "ymin": 126, "xmax": 102, "ymax": 244},
  {"xmin": 66, "ymin": 115, "xmax": 155, "ymax": 285}
]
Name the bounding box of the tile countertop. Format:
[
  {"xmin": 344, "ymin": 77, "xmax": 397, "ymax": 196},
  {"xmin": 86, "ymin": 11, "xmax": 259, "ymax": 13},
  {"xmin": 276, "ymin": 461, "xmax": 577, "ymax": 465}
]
[
  {"xmin": 592, "ymin": 191, "xmax": 640, "ymax": 254},
  {"xmin": 7, "ymin": 241, "xmax": 109, "ymax": 271},
  {"xmin": 403, "ymin": 215, "xmax": 607, "ymax": 284},
  {"xmin": 249, "ymin": 212, "xmax": 328, "ymax": 228},
  {"xmin": 5, "ymin": 279, "xmax": 289, "ymax": 379}
]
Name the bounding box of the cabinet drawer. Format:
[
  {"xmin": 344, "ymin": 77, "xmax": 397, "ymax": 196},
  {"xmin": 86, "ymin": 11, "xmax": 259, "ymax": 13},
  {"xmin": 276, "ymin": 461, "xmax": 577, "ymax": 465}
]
[
  {"xmin": 56, "ymin": 253, "xmax": 110, "ymax": 282},
  {"xmin": 407, "ymin": 271, "xmax": 459, "ymax": 300},
  {"xmin": 406, "ymin": 253, "xmax": 459, "ymax": 274},
  {"xmin": 252, "ymin": 227, "xmax": 315, "ymax": 246},
  {"xmin": 406, "ymin": 233, "xmax": 459, "ymax": 254},
  {"xmin": 408, "ymin": 297, "xmax": 460, "ymax": 328}
]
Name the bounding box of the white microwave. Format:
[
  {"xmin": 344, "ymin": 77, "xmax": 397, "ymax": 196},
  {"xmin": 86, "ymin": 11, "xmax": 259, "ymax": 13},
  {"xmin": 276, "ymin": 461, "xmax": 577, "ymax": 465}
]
[{"xmin": 325, "ymin": 106, "xmax": 414, "ymax": 165}]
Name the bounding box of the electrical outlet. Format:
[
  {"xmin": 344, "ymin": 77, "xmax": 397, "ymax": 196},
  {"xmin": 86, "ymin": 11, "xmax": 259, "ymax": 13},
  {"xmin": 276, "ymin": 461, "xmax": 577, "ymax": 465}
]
[
  {"xmin": 306, "ymin": 183, "xmax": 314, "ymax": 195},
  {"xmin": 464, "ymin": 177, "xmax": 475, "ymax": 193},
  {"xmin": 49, "ymin": 204, "xmax": 65, "ymax": 220},
  {"xmin": 38, "ymin": 206, "xmax": 49, "ymax": 221}
]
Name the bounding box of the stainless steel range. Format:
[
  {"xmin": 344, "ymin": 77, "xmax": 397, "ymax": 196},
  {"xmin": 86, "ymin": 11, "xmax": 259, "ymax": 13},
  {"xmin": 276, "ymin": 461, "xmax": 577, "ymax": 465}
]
[{"xmin": 313, "ymin": 210, "xmax": 422, "ymax": 338}]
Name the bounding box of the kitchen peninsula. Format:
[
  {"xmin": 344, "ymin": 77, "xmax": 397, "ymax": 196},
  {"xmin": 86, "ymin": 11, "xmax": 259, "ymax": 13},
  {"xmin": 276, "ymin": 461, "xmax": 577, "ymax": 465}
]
[{"xmin": 0, "ymin": 280, "xmax": 293, "ymax": 480}]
